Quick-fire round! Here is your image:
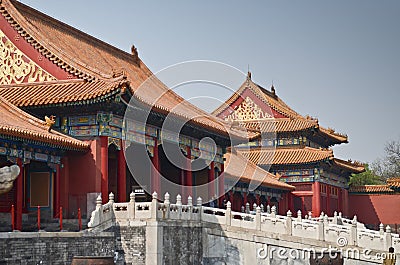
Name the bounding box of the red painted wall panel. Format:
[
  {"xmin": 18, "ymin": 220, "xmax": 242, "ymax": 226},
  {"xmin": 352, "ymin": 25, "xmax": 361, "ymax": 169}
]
[
  {"xmin": 67, "ymin": 139, "xmax": 101, "ymax": 217},
  {"xmin": 349, "ymin": 194, "xmax": 400, "ymax": 227}
]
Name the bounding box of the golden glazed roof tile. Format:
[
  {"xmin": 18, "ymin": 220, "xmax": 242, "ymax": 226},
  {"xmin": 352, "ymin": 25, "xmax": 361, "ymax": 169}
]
[
  {"xmin": 0, "ymin": 77, "xmax": 128, "ymax": 107},
  {"xmin": 332, "ymin": 158, "xmax": 365, "ymax": 174},
  {"xmin": 387, "ymin": 177, "xmax": 400, "ymax": 188},
  {"xmin": 242, "ymin": 118, "xmax": 318, "ymax": 133},
  {"xmin": 238, "ymin": 146, "xmax": 334, "ymax": 166},
  {"xmin": 224, "ymin": 151, "xmax": 295, "ymax": 190},
  {"xmin": 0, "ymin": 95, "xmax": 89, "ymax": 151},
  {"xmin": 349, "ymin": 185, "xmax": 394, "ymax": 193}
]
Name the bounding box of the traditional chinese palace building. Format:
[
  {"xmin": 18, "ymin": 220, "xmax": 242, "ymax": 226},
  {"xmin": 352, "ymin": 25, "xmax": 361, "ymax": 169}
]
[
  {"xmin": 213, "ymin": 73, "xmax": 365, "ymax": 217},
  {"xmin": 0, "ymin": 0, "xmax": 294, "ymax": 230}
]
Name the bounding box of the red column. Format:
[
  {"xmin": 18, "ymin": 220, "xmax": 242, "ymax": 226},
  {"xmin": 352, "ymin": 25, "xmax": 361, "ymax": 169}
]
[
  {"xmin": 343, "ymin": 188, "xmax": 349, "ymax": 217},
  {"xmin": 208, "ymin": 161, "xmax": 215, "ymax": 200},
  {"xmin": 229, "ymin": 190, "xmax": 234, "ymax": 204},
  {"xmin": 117, "ymin": 149, "xmax": 126, "ymax": 202},
  {"xmin": 326, "ymin": 185, "xmax": 331, "ymax": 216},
  {"xmin": 312, "ymin": 181, "xmax": 321, "ymax": 217},
  {"xmin": 60, "ymin": 157, "xmax": 69, "ymax": 218},
  {"xmin": 151, "ymin": 140, "xmax": 160, "ymax": 195},
  {"xmin": 278, "ymin": 194, "xmax": 286, "ymax": 215},
  {"xmin": 288, "ymin": 192, "xmax": 294, "ymax": 212},
  {"xmin": 185, "ymin": 147, "xmax": 192, "ymax": 199},
  {"xmin": 54, "ymin": 164, "xmax": 60, "ymax": 218},
  {"xmin": 267, "ymin": 196, "xmax": 271, "ymax": 206},
  {"xmin": 218, "ymin": 163, "xmax": 225, "ymax": 207},
  {"xmin": 243, "ymin": 191, "xmax": 248, "ymax": 207},
  {"xmin": 256, "ymin": 194, "xmax": 261, "ymax": 206},
  {"xmin": 338, "ymin": 188, "xmax": 343, "ymax": 214},
  {"xmin": 15, "ymin": 158, "xmax": 23, "ymax": 231},
  {"xmin": 100, "ymin": 136, "xmax": 109, "ymax": 203}
]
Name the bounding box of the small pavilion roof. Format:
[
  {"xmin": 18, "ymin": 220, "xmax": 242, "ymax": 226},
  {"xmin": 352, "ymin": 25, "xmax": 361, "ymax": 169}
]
[
  {"xmin": 0, "ymin": 95, "xmax": 89, "ymax": 151},
  {"xmin": 212, "ymin": 77, "xmax": 348, "ymax": 145},
  {"xmin": 224, "ymin": 151, "xmax": 295, "ymax": 191}
]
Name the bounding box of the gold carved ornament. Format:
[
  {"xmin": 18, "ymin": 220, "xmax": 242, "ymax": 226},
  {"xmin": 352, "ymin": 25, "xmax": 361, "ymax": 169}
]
[
  {"xmin": 0, "ymin": 30, "xmax": 56, "ymax": 85},
  {"xmin": 225, "ymin": 96, "xmax": 272, "ymax": 121}
]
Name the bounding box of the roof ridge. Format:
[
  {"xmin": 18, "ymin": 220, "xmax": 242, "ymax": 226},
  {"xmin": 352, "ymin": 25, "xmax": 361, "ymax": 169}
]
[
  {"xmin": 2, "ymin": 0, "xmax": 150, "ymax": 81},
  {"xmin": 1, "ymin": 0, "xmax": 94, "ymax": 80},
  {"xmin": 250, "ymin": 80, "xmax": 301, "ymax": 119},
  {"xmin": 10, "ymin": 0, "xmax": 137, "ymax": 64}
]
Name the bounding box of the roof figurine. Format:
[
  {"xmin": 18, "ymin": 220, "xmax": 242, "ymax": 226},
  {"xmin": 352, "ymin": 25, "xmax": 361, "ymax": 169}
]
[{"xmin": 45, "ymin": 115, "xmax": 55, "ymax": 132}]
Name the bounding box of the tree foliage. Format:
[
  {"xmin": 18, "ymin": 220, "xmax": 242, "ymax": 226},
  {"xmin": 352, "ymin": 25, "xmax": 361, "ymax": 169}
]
[
  {"xmin": 371, "ymin": 140, "xmax": 400, "ymax": 179},
  {"xmin": 349, "ymin": 164, "xmax": 385, "ymax": 186},
  {"xmin": 350, "ymin": 138, "xmax": 400, "ymax": 186}
]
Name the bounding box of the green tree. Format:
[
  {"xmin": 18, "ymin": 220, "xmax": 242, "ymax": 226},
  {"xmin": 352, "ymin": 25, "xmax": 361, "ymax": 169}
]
[{"xmin": 349, "ymin": 164, "xmax": 385, "ymax": 186}]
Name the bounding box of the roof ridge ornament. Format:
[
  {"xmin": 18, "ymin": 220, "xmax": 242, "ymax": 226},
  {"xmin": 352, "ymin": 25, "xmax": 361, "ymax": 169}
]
[
  {"xmin": 271, "ymin": 84, "xmax": 276, "ymax": 95},
  {"xmin": 131, "ymin": 44, "xmax": 140, "ymax": 67}
]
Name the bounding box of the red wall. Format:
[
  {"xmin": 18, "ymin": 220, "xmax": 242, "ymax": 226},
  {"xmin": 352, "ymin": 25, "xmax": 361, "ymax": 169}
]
[
  {"xmin": 66, "ymin": 139, "xmax": 101, "ymax": 217},
  {"xmin": 349, "ymin": 194, "xmax": 400, "ymax": 228}
]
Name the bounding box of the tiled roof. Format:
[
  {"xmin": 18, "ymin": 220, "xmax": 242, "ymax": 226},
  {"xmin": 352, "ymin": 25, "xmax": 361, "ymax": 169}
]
[
  {"xmin": 319, "ymin": 127, "xmax": 348, "ymax": 144},
  {"xmin": 387, "ymin": 178, "xmax": 400, "ymax": 189},
  {"xmin": 0, "ymin": 77, "xmax": 128, "ymax": 107},
  {"xmin": 212, "ymin": 77, "xmax": 348, "ymax": 145},
  {"xmin": 224, "ymin": 151, "xmax": 295, "ymax": 190},
  {"xmin": 349, "ymin": 185, "xmax": 394, "ymax": 193},
  {"xmin": 350, "ymin": 177, "xmax": 400, "ymax": 193},
  {"xmin": 238, "ymin": 146, "xmax": 333, "ymax": 166},
  {"xmin": 332, "ymin": 158, "xmax": 365, "ymax": 174},
  {"xmin": 0, "ymin": 96, "xmax": 89, "ymax": 151},
  {"xmin": 242, "ymin": 118, "xmax": 318, "ymax": 133},
  {"xmin": 0, "ymin": 0, "xmax": 251, "ymax": 139}
]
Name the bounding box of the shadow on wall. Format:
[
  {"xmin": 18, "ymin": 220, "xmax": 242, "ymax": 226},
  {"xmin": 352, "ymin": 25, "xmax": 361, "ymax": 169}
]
[{"xmin": 349, "ymin": 194, "xmax": 400, "ymax": 231}]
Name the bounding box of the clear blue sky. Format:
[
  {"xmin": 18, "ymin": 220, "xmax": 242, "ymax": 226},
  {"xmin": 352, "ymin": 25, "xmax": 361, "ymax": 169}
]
[{"xmin": 21, "ymin": 0, "xmax": 400, "ymax": 164}]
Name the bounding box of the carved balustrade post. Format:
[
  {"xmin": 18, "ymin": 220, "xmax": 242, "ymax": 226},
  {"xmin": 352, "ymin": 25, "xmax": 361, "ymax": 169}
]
[{"xmin": 286, "ymin": 210, "xmax": 293, "ymax": 236}]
